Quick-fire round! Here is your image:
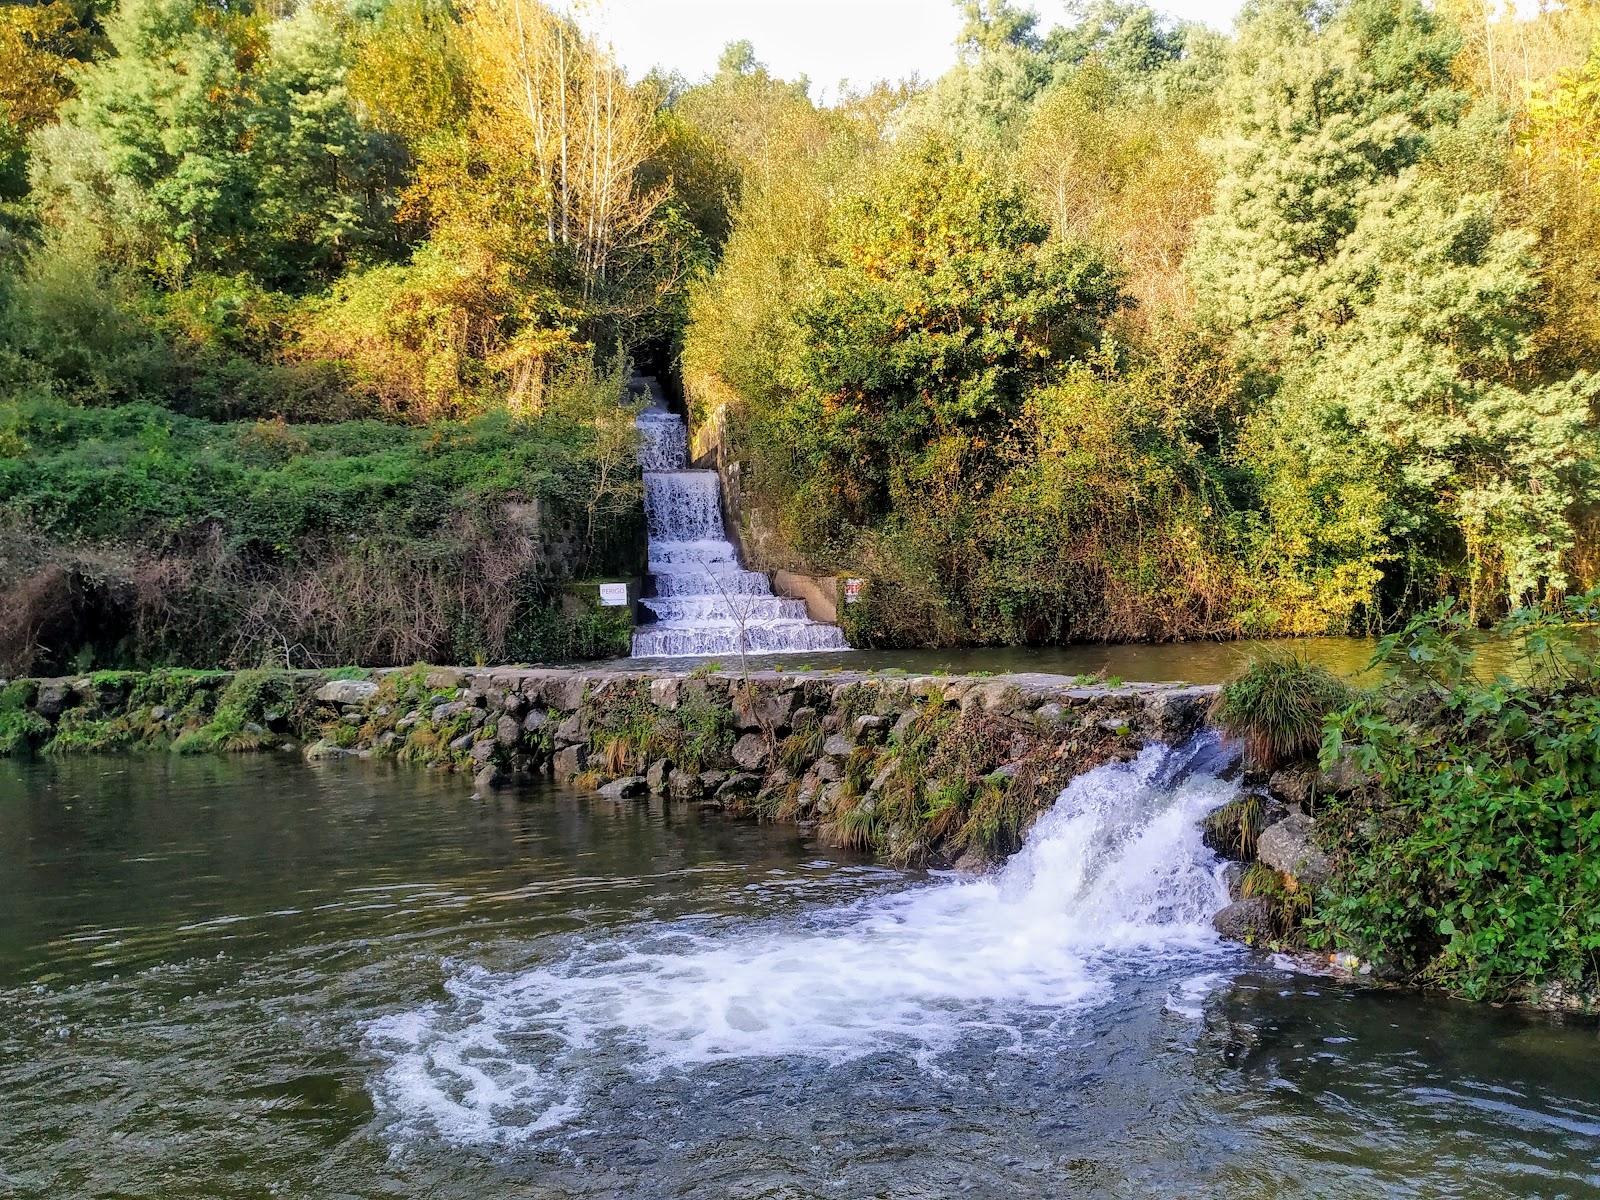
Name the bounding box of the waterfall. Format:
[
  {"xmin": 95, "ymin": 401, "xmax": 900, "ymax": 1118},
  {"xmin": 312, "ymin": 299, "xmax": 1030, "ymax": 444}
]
[
  {"xmin": 633, "ymin": 405, "xmax": 849, "ymax": 658},
  {"xmin": 366, "ymin": 736, "xmax": 1238, "ymax": 1146}
]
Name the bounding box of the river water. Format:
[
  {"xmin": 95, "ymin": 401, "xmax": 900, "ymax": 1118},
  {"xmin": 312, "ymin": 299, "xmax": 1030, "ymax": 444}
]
[{"xmin": 2, "ymin": 753, "xmax": 1597, "ymax": 1199}]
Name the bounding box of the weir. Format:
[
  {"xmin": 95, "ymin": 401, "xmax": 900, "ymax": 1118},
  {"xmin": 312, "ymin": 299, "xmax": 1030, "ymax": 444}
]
[{"xmin": 633, "ymin": 399, "xmax": 848, "ymax": 658}]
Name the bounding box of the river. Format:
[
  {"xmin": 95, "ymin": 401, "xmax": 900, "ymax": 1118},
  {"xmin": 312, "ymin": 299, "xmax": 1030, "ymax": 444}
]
[{"xmin": 1, "ymin": 753, "xmax": 1596, "ymax": 1198}]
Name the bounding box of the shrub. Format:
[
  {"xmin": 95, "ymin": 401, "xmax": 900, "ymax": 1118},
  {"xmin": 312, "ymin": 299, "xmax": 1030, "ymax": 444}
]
[
  {"xmin": 1210, "ymin": 655, "xmax": 1352, "ymax": 771},
  {"xmin": 1315, "ymin": 592, "xmax": 1600, "ymax": 1000}
]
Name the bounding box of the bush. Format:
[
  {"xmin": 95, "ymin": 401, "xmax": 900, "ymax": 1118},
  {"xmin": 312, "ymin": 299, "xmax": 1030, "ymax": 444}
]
[
  {"xmin": 1315, "ymin": 594, "xmax": 1600, "ymax": 1001},
  {"xmin": 1210, "ymin": 654, "xmax": 1352, "ymax": 771}
]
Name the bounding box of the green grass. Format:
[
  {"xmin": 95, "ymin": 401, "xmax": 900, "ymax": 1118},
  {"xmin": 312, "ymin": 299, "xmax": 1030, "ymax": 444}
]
[{"xmin": 1210, "ymin": 655, "xmax": 1352, "ymax": 771}]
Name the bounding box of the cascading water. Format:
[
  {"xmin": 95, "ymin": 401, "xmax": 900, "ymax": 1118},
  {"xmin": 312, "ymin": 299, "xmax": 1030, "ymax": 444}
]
[
  {"xmin": 632, "ymin": 406, "xmax": 849, "ymax": 658},
  {"xmin": 366, "ymin": 736, "xmax": 1240, "ymax": 1146}
]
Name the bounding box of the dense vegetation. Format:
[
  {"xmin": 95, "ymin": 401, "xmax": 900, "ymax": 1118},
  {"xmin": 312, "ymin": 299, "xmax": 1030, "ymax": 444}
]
[
  {"xmin": 684, "ymin": 0, "xmax": 1600, "ymax": 646},
  {"xmin": 1215, "ymin": 597, "xmax": 1600, "ymax": 1003},
  {"xmin": 1315, "ymin": 596, "xmax": 1600, "ymax": 1002},
  {"xmin": 4, "ymin": 0, "xmax": 1600, "ymax": 670}
]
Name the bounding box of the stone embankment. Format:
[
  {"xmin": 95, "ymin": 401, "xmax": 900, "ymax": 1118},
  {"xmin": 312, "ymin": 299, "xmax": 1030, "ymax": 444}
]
[{"xmin": 0, "ymin": 664, "xmax": 1213, "ymax": 867}]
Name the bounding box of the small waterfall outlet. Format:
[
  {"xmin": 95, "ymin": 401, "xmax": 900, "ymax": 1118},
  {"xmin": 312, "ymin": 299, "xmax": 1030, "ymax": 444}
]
[
  {"xmin": 633, "ymin": 402, "xmax": 849, "ymax": 658},
  {"xmin": 366, "ymin": 736, "xmax": 1239, "ymax": 1145}
]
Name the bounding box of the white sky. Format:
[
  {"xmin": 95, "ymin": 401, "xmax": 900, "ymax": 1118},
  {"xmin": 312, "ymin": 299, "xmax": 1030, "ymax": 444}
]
[{"xmin": 586, "ymin": 0, "xmax": 1246, "ymax": 98}]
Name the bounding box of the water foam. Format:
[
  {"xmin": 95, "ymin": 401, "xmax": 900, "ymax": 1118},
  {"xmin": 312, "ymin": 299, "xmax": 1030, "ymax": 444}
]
[{"xmin": 365, "ymin": 738, "xmax": 1237, "ymax": 1146}]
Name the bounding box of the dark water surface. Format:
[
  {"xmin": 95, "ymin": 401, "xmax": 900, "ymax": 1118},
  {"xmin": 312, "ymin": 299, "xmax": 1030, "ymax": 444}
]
[{"xmin": 1, "ymin": 755, "xmax": 1597, "ymax": 1199}]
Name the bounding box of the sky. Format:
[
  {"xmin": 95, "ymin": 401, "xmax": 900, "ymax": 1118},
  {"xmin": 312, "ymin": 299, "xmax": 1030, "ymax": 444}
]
[{"xmin": 586, "ymin": 0, "xmax": 1247, "ymax": 98}]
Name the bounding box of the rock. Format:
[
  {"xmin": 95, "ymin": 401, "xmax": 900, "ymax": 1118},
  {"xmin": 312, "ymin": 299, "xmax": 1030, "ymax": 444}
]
[
  {"xmin": 650, "ymin": 677, "xmax": 681, "ymax": 710},
  {"xmin": 598, "ymin": 776, "xmax": 648, "ymax": 799},
  {"xmin": 868, "ymin": 761, "xmax": 897, "ymax": 794},
  {"xmin": 850, "ymin": 714, "xmax": 887, "ymax": 743},
  {"xmin": 822, "ymin": 734, "xmax": 853, "ymax": 758},
  {"xmin": 1267, "ymin": 767, "xmax": 1315, "ymax": 808},
  {"xmin": 646, "ymin": 758, "xmax": 672, "ymax": 793},
  {"xmin": 467, "ymin": 708, "xmax": 487, "ymax": 730},
  {"xmin": 555, "ymin": 712, "xmax": 585, "ymax": 744},
  {"xmin": 425, "ymin": 669, "xmax": 464, "ymax": 690},
  {"xmin": 890, "ymin": 709, "xmax": 918, "ymax": 739},
  {"xmin": 473, "ymin": 763, "xmax": 505, "ymax": 793},
  {"xmin": 815, "ymin": 757, "xmax": 843, "ymax": 783},
  {"xmin": 377, "ymin": 731, "xmax": 398, "ymax": 750},
  {"xmin": 1144, "ymin": 686, "xmax": 1212, "ymax": 743},
  {"xmin": 699, "ymin": 770, "xmax": 728, "ymax": 791},
  {"xmin": 1201, "ymin": 795, "xmax": 1283, "ymax": 859},
  {"xmin": 553, "ymin": 745, "xmax": 587, "ymax": 779},
  {"xmin": 1222, "ymin": 861, "xmax": 1246, "ymax": 901},
  {"xmin": 1033, "ymin": 702, "xmax": 1065, "ymax": 726},
  {"xmin": 715, "ymin": 772, "xmax": 762, "ymax": 800},
  {"xmin": 342, "ymin": 713, "xmax": 363, "ymax": 726},
  {"xmin": 448, "ymin": 733, "xmax": 475, "ymax": 753},
  {"xmin": 496, "ymin": 715, "xmax": 520, "ymax": 746},
  {"xmin": 951, "ymin": 849, "xmax": 988, "ymax": 875},
  {"xmin": 1257, "ymin": 812, "xmax": 1332, "ymax": 888},
  {"xmin": 733, "ymin": 687, "xmax": 795, "ymax": 730},
  {"xmin": 315, "ymin": 679, "xmax": 378, "ymax": 706},
  {"xmin": 1318, "ymin": 752, "xmax": 1366, "ymax": 795},
  {"xmin": 732, "ymin": 733, "xmax": 769, "ymax": 771},
  {"xmin": 470, "ymin": 740, "xmax": 496, "ymax": 766},
  {"xmin": 396, "ymin": 711, "xmax": 419, "ymax": 731},
  {"xmin": 1211, "ymin": 898, "xmax": 1276, "ymax": 944},
  {"xmin": 432, "ymin": 701, "xmax": 468, "ymax": 724},
  {"xmin": 501, "ymin": 691, "xmax": 528, "ymax": 717},
  {"xmin": 34, "ymin": 681, "xmax": 71, "ymax": 720},
  {"xmin": 668, "ymin": 768, "xmax": 704, "ymax": 800},
  {"xmin": 543, "ymin": 675, "xmax": 588, "ymax": 712},
  {"xmin": 522, "ymin": 709, "xmax": 549, "ymax": 733},
  {"xmin": 150, "ymin": 705, "xmax": 170, "ymax": 722},
  {"xmin": 304, "ymin": 738, "xmax": 356, "ymax": 761},
  {"xmin": 790, "ymin": 706, "xmax": 819, "ymax": 730}
]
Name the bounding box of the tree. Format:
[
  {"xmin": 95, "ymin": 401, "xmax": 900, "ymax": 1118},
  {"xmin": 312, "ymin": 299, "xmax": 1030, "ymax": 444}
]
[
  {"xmin": 1190, "ymin": 0, "xmax": 1599, "ymax": 613},
  {"xmin": 792, "ymin": 140, "xmax": 1124, "ymax": 524}
]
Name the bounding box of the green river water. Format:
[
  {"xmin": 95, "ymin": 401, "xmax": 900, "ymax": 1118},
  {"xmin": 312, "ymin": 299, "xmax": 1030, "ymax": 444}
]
[{"xmin": 1, "ymin": 740, "xmax": 1596, "ymax": 1198}]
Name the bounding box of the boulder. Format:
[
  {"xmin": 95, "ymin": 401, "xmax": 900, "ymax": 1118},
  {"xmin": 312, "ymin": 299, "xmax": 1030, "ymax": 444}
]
[
  {"xmin": 733, "ymin": 687, "xmax": 795, "ymax": 730},
  {"xmin": 850, "ymin": 714, "xmax": 887, "ymax": 744},
  {"xmin": 598, "ymin": 776, "xmax": 648, "ymax": 799},
  {"xmin": 522, "ymin": 709, "xmax": 549, "ymax": 733},
  {"xmin": 890, "ymin": 709, "xmax": 919, "ymax": 739},
  {"xmin": 668, "ymin": 768, "xmax": 704, "ymax": 800},
  {"xmin": 555, "ymin": 711, "xmax": 585, "ymax": 745},
  {"xmin": 715, "ymin": 772, "xmax": 762, "ymax": 801},
  {"xmin": 501, "ymin": 691, "xmax": 528, "ymax": 717},
  {"xmin": 431, "ymin": 701, "xmax": 468, "ymax": 724},
  {"xmin": 822, "ymin": 734, "xmax": 853, "ymax": 758},
  {"xmin": 448, "ymin": 733, "xmax": 475, "ymax": 753},
  {"xmin": 732, "ymin": 733, "xmax": 769, "ymax": 771},
  {"xmin": 472, "ymin": 763, "xmax": 505, "ymax": 795},
  {"xmin": 1256, "ymin": 812, "xmax": 1332, "ymax": 888},
  {"xmin": 315, "ymin": 678, "xmax": 379, "ymax": 706},
  {"xmin": 467, "ymin": 708, "xmax": 487, "ymax": 730},
  {"xmin": 1033, "ymin": 702, "xmax": 1065, "ymax": 727},
  {"xmin": 495, "ymin": 715, "xmax": 521, "ymax": 746},
  {"xmin": 469, "ymin": 740, "xmax": 496, "ymax": 766},
  {"xmin": 646, "ymin": 757, "xmax": 672, "ymax": 793},
  {"xmin": 1212, "ymin": 898, "xmax": 1276, "ymax": 944},
  {"xmin": 790, "ymin": 706, "xmax": 819, "ymax": 730},
  {"xmin": 34, "ymin": 681, "xmax": 71, "ymax": 720},
  {"xmin": 424, "ymin": 669, "xmax": 464, "ymax": 690},
  {"xmin": 650, "ymin": 677, "xmax": 682, "ymax": 710},
  {"xmin": 304, "ymin": 738, "xmax": 357, "ymax": 761},
  {"xmin": 553, "ymin": 745, "xmax": 587, "ymax": 778},
  {"xmin": 1267, "ymin": 767, "xmax": 1315, "ymax": 808},
  {"xmin": 815, "ymin": 757, "xmax": 843, "ymax": 783},
  {"xmin": 543, "ymin": 675, "xmax": 588, "ymax": 712}
]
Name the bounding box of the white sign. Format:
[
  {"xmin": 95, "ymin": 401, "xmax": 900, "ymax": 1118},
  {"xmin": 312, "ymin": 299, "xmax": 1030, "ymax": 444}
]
[
  {"xmin": 843, "ymin": 578, "xmax": 865, "ymax": 605},
  {"xmin": 599, "ymin": 583, "xmax": 629, "ymax": 607}
]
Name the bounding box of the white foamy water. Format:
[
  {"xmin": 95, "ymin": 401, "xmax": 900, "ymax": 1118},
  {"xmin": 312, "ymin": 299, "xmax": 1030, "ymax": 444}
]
[
  {"xmin": 633, "ymin": 406, "xmax": 849, "ymax": 658},
  {"xmin": 365, "ymin": 739, "xmax": 1238, "ymax": 1146}
]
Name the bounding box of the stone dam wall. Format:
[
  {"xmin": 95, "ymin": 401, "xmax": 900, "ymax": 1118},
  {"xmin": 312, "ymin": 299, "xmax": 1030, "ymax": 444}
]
[{"xmin": 1, "ymin": 665, "xmax": 1215, "ymax": 869}]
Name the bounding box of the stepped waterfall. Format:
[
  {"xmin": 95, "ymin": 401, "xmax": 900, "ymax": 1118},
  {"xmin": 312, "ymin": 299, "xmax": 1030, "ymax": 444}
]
[{"xmin": 632, "ymin": 402, "xmax": 849, "ymax": 658}]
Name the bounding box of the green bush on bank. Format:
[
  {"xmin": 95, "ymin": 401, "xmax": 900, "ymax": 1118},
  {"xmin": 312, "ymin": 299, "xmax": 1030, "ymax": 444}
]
[{"xmin": 1312, "ymin": 596, "xmax": 1600, "ymax": 1002}]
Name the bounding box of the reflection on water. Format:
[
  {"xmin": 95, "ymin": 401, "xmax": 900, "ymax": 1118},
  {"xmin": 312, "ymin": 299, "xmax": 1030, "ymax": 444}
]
[{"xmin": 1, "ymin": 754, "xmax": 1596, "ymax": 1199}]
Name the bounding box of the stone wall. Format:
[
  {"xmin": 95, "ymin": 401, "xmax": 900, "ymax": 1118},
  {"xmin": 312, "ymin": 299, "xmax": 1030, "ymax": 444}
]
[{"xmin": 0, "ymin": 665, "xmax": 1215, "ymax": 868}]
